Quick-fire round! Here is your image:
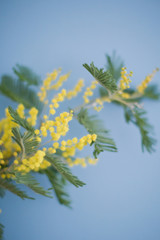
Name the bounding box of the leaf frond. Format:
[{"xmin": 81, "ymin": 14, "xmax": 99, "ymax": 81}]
[
  {"xmin": 76, "ymin": 108, "xmax": 117, "ymax": 158},
  {"xmin": 45, "ymin": 168, "xmax": 71, "ymax": 207},
  {"xmin": 124, "ymin": 107, "xmax": 156, "ymax": 152},
  {"xmin": 13, "ymin": 172, "xmax": 52, "ymax": 198},
  {"xmin": 0, "ymin": 223, "xmax": 4, "ymax": 240},
  {"xmin": 143, "ymin": 85, "xmax": 160, "ymax": 100},
  {"xmin": 8, "ymin": 106, "xmax": 35, "ymax": 132},
  {"xmin": 0, "ymin": 188, "xmax": 5, "ymax": 198},
  {"xmin": 105, "ymin": 52, "xmax": 124, "ymax": 82},
  {"xmin": 0, "ymin": 179, "xmax": 33, "ymax": 199},
  {"xmin": 45, "ymin": 153, "xmax": 86, "ymax": 188},
  {"xmin": 0, "ymin": 75, "xmax": 43, "ymax": 111},
  {"xmin": 12, "ymin": 127, "xmax": 39, "ymax": 156},
  {"xmin": 83, "ymin": 62, "xmax": 118, "ymax": 94},
  {"xmin": 13, "ymin": 64, "xmax": 41, "ymax": 86}
]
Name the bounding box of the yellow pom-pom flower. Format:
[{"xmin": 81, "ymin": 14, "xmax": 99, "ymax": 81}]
[
  {"xmin": 137, "ymin": 68, "xmax": 159, "ymax": 94},
  {"xmin": 83, "ymin": 80, "xmax": 98, "ymax": 103}
]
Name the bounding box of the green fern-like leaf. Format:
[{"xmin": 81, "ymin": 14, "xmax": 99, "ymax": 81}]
[
  {"xmin": 14, "ymin": 172, "xmax": 52, "ymax": 198},
  {"xmin": 12, "ymin": 127, "xmax": 39, "ymax": 157},
  {"xmin": 76, "ymin": 108, "xmax": 117, "ymax": 158},
  {"xmin": 13, "ymin": 64, "xmax": 41, "ymax": 86},
  {"xmin": 8, "ymin": 106, "xmax": 35, "ymax": 132},
  {"xmin": 0, "ymin": 75, "xmax": 43, "ymax": 111},
  {"xmin": 45, "ymin": 153, "xmax": 85, "ymax": 188},
  {"xmin": 124, "ymin": 107, "xmax": 156, "ymax": 152},
  {"xmin": 83, "ymin": 62, "xmax": 118, "ymax": 94},
  {"xmin": 0, "ymin": 188, "xmax": 5, "ymax": 198},
  {"xmin": 22, "ymin": 131, "xmax": 39, "ymax": 155},
  {"xmin": 99, "ymin": 87, "xmax": 109, "ymax": 98},
  {"xmin": 0, "ymin": 179, "xmax": 33, "ymax": 199},
  {"xmin": 0, "ymin": 223, "xmax": 4, "ymax": 240},
  {"xmin": 45, "ymin": 168, "xmax": 71, "ymax": 207},
  {"xmin": 142, "ymin": 85, "xmax": 160, "ymax": 100},
  {"xmin": 105, "ymin": 52, "xmax": 124, "ymax": 82}
]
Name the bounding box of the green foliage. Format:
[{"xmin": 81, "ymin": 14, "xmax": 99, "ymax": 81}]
[
  {"xmin": 1, "ymin": 53, "xmax": 159, "ymax": 239},
  {"xmin": 0, "ymin": 188, "xmax": 5, "ymax": 198},
  {"xmin": 99, "ymin": 86, "xmax": 109, "ymax": 98},
  {"xmin": 22, "ymin": 131, "xmax": 39, "ymax": 155},
  {"xmin": 13, "ymin": 64, "xmax": 41, "ymax": 86},
  {"xmin": 0, "ymin": 75, "xmax": 43, "ymax": 111},
  {"xmin": 0, "ymin": 179, "xmax": 33, "ymax": 200},
  {"xmin": 11, "ymin": 127, "xmax": 22, "ymax": 148},
  {"xmin": 13, "ymin": 172, "xmax": 52, "ymax": 198},
  {"xmin": 142, "ymin": 85, "xmax": 160, "ymax": 100},
  {"xmin": 0, "ymin": 223, "xmax": 4, "ymax": 240},
  {"xmin": 77, "ymin": 108, "xmax": 117, "ymax": 158},
  {"xmin": 12, "ymin": 127, "xmax": 39, "ymax": 156},
  {"xmin": 124, "ymin": 107, "xmax": 156, "ymax": 152},
  {"xmin": 45, "ymin": 153, "xmax": 86, "ymax": 187},
  {"xmin": 105, "ymin": 52, "xmax": 124, "ymax": 82},
  {"xmin": 83, "ymin": 62, "xmax": 118, "ymax": 94},
  {"xmin": 8, "ymin": 106, "xmax": 35, "ymax": 132},
  {"xmin": 99, "ymin": 52, "xmax": 123, "ymax": 97},
  {"xmin": 45, "ymin": 168, "xmax": 71, "ymax": 207}
]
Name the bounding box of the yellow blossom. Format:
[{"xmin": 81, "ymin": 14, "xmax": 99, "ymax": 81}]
[
  {"xmin": 50, "ymin": 72, "xmax": 70, "ymax": 90},
  {"xmin": 137, "ymin": 68, "xmax": 159, "ymax": 94},
  {"xmin": 121, "ymin": 93, "xmax": 130, "ymax": 99},
  {"xmin": 38, "ymin": 68, "xmax": 61, "ymax": 102},
  {"xmin": 53, "ymin": 142, "xmax": 59, "ymax": 148},
  {"xmin": 27, "ymin": 107, "xmax": 38, "ymax": 126},
  {"xmin": 66, "ymin": 79, "xmax": 84, "ymax": 99},
  {"xmin": 15, "ymin": 150, "xmax": 50, "ymax": 173},
  {"xmin": 83, "ymin": 80, "xmax": 98, "ymax": 103},
  {"xmin": 119, "ymin": 67, "xmax": 133, "ymax": 91},
  {"xmin": 61, "ymin": 134, "xmax": 97, "ymax": 159},
  {"xmin": 17, "ymin": 104, "xmax": 25, "ymax": 118},
  {"xmin": 94, "ymin": 98, "xmax": 104, "ymax": 112},
  {"xmin": 49, "ymin": 89, "xmax": 67, "ymax": 115},
  {"xmin": 34, "ymin": 129, "xmax": 40, "ymax": 135}
]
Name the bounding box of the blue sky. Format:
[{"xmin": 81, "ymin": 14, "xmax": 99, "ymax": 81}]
[{"xmin": 0, "ymin": 0, "xmax": 160, "ymax": 239}]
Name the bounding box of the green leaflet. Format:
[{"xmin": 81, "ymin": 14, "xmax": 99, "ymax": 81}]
[
  {"xmin": 8, "ymin": 106, "xmax": 35, "ymax": 132},
  {"xmin": 143, "ymin": 85, "xmax": 160, "ymax": 100},
  {"xmin": 0, "ymin": 179, "xmax": 33, "ymax": 200},
  {"xmin": 13, "ymin": 172, "xmax": 53, "ymax": 198},
  {"xmin": 45, "ymin": 153, "xmax": 86, "ymax": 188},
  {"xmin": 0, "ymin": 223, "xmax": 4, "ymax": 240},
  {"xmin": 105, "ymin": 52, "xmax": 124, "ymax": 82},
  {"xmin": 0, "ymin": 75, "xmax": 43, "ymax": 111},
  {"xmin": 83, "ymin": 62, "xmax": 118, "ymax": 94},
  {"xmin": 98, "ymin": 52, "xmax": 124, "ymax": 97},
  {"xmin": 13, "ymin": 64, "xmax": 41, "ymax": 86},
  {"xmin": 11, "ymin": 127, "xmax": 39, "ymax": 156},
  {"xmin": 124, "ymin": 107, "xmax": 156, "ymax": 152},
  {"xmin": 45, "ymin": 168, "xmax": 71, "ymax": 207},
  {"xmin": 0, "ymin": 188, "xmax": 5, "ymax": 198},
  {"xmin": 99, "ymin": 86, "xmax": 109, "ymax": 98},
  {"xmin": 22, "ymin": 131, "xmax": 39, "ymax": 155},
  {"xmin": 76, "ymin": 108, "xmax": 117, "ymax": 158}
]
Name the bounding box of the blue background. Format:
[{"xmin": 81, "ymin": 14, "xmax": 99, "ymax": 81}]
[{"xmin": 0, "ymin": 0, "xmax": 160, "ymax": 239}]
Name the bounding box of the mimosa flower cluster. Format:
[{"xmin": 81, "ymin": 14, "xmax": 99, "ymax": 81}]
[
  {"xmin": 14, "ymin": 150, "xmax": 50, "ymax": 173},
  {"xmin": 137, "ymin": 68, "xmax": 159, "ymax": 93},
  {"xmin": 83, "ymin": 80, "xmax": 98, "ymax": 103},
  {"xmin": 92, "ymin": 66, "xmax": 159, "ymax": 113},
  {"xmin": 118, "ymin": 67, "xmax": 133, "ymax": 99},
  {"xmin": 0, "ymin": 108, "xmax": 21, "ymax": 159},
  {"xmin": 0, "ymin": 70, "xmax": 98, "ymax": 179},
  {"xmin": 0, "ymin": 65, "xmax": 158, "ymax": 180}
]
